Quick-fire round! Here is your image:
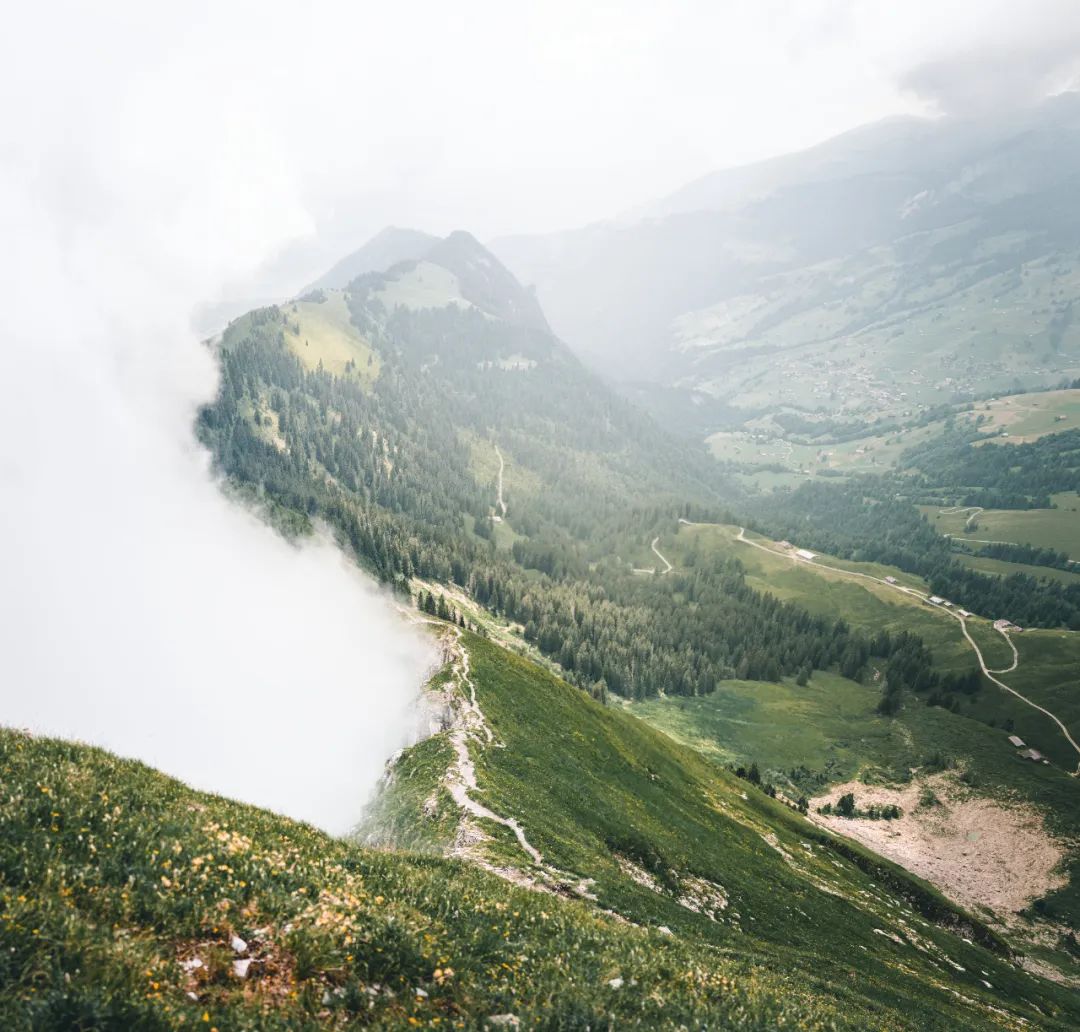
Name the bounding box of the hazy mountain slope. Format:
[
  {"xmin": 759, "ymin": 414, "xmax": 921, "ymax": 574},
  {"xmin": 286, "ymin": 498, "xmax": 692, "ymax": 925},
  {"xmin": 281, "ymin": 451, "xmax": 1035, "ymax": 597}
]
[
  {"xmin": 208, "ymin": 229, "xmax": 728, "ymax": 564},
  {"xmin": 492, "ymin": 93, "xmax": 1080, "ymax": 430},
  {"xmin": 312, "ymin": 228, "xmax": 550, "ymax": 334},
  {"xmin": 423, "ymin": 230, "xmax": 550, "ymax": 332},
  {"xmin": 310, "ymin": 225, "xmax": 438, "ymax": 290},
  {"xmin": 170, "ymin": 231, "xmax": 1080, "ymax": 1024}
]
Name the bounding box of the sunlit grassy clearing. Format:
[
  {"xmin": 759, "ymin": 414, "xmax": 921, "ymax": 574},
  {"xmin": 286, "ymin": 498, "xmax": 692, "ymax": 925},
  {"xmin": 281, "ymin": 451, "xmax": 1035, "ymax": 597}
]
[{"xmin": 283, "ymin": 289, "xmax": 381, "ymax": 386}]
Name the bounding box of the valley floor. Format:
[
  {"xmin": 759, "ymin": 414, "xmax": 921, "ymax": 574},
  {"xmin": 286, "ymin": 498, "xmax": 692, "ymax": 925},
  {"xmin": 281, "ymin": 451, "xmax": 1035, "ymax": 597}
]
[{"xmin": 630, "ymin": 519, "xmax": 1080, "ymax": 982}]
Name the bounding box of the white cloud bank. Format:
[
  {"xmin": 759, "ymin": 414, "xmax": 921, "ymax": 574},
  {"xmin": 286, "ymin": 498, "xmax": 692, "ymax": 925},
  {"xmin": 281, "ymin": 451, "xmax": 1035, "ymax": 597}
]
[{"xmin": 0, "ymin": 2, "xmax": 437, "ymax": 834}]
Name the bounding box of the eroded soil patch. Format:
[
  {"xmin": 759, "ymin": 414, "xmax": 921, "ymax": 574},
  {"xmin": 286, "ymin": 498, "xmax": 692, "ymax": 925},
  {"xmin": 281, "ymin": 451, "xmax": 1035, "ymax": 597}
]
[{"xmin": 810, "ymin": 774, "xmax": 1067, "ymax": 920}]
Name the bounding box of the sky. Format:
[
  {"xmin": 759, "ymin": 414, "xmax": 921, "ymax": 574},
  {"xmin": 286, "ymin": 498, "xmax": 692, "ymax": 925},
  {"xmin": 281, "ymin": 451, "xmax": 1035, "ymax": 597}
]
[
  {"xmin": 5, "ymin": 3, "xmax": 1078, "ymax": 298},
  {"xmin": 1, "ymin": 1, "xmax": 1079, "ymax": 829},
  {"xmin": 224, "ymin": 0, "xmax": 1080, "ymax": 296}
]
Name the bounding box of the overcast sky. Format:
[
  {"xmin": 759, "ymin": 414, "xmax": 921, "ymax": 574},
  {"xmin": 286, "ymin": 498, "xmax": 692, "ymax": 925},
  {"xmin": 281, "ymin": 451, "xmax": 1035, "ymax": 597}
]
[{"xmin": 6, "ymin": 1, "xmax": 1077, "ymax": 304}]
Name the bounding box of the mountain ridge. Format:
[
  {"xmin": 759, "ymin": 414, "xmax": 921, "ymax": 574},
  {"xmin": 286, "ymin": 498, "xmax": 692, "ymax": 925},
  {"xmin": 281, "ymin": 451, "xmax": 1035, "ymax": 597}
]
[{"xmin": 310, "ymin": 225, "xmax": 439, "ymax": 291}]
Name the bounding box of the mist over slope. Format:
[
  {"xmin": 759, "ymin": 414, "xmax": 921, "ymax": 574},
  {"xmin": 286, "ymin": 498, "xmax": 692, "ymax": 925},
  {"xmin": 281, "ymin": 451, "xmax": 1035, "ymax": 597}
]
[
  {"xmin": 310, "ymin": 226, "xmax": 439, "ymax": 291},
  {"xmin": 0, "ymin": 19, "xmax": 437, "ymax": 834},
  {"xmin": 493, "ymin": 93, "xmax": 1080, "ymax": 430}
]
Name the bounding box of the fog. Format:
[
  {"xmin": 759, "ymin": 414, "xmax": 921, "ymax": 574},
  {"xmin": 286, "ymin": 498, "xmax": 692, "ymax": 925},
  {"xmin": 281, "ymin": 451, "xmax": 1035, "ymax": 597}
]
[
  {"xmin": 898, "ymin": 1, "xmax": 1080, "ymax": 117},
  {"xmin": 0, "ymin": 218, "xmax": 440, "ymax": 832},
  {"xmin": 0, "ymin": 4, "xmax": 439, "ymax": 835}
]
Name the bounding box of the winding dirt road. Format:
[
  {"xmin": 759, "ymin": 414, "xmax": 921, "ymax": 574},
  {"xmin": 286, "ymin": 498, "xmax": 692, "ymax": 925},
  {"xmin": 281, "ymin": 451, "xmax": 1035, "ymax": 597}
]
[
  {"xmin": 672, "ymin": 519, "xmax": 1080, "ymax": 774},
  {"xmin": 494, "ymin": 445, "xmax": 507, "ymax": 519},
  {"xmin": 651, "ymin": 536, "xmax": 673, "ymax": 574},
  {"xmin": 938, "ymin": 505, "xmax": 984, "ymax": 530},
  {"xmin": 952, "ymin": 620, "xmax": 1080, "ymax": 772}
]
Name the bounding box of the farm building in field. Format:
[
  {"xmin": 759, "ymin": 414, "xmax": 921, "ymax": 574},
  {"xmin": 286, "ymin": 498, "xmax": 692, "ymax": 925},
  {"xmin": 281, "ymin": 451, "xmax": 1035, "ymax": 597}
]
[
  {"xmin": 928, "ymin": 596, "xmax": 945, "ymax": 605},
  {"xmin": 795, "ymin": 549, "xmax": 817, "ymax": 561},
  {"xmin": 959, "ymin": 609, "xmax": 973, "ymax": 618},
  {"xmin": 884, "ymin": 576, "xmax": 898, "ymax": 584},
  {"xmin": 778, "ymin": 540, "xmax": 792, "ymax": 550},
  {"xmin": 994, "ymin": 618, "xmax": 1021, "ymax": 632},
  {"xmin": 1008, "ymin": 735, "xmax": 1026, "ymax": 748},
  {"xmin": 1019, "ymin": 748, "xmax": 1044, "ymax": 762}
]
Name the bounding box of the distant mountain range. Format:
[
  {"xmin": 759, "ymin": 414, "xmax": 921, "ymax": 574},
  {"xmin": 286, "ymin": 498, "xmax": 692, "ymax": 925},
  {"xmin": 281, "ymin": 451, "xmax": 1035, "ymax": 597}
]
[{"xmin": 490, "ymin": 93, "xmax": 1080, "ymax": 435}]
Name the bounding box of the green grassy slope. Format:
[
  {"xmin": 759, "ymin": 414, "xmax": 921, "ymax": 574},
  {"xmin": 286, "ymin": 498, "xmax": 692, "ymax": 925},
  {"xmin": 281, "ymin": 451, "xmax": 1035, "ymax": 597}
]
[
  {"xmin": 0, "ymin": 728, "xmax": 858, "ymax": 1031},
  {"xmin": 7, "ymin": 633, "xmax": 1079, "ymax": 1027},
  {"xmin": 631, "ymin": 671, "xmax": 902, "ymax": 785},
  {"xmin": 673, "ymin": 520, "xmax": 1080, "ymax": 768},
  {"xmin": 956, "ymin": 551, "xmax": 1080, "ymax": 586},
  {"xmin": 922, "ymin": 493, "xmax": 1080, "ymax": 560},
  {"xmin": 283, "ymin": 290, "xmax": 382, "ymax": 387},
  {"xmin": 975, "ymin": 389, "xmax": 1080, "ymax": 444},
  {"xmin": 671, "ymin": 523, "xmax": 1012, "ymax": 674},
  {"xmin": 365, "ymin": 633, "xmax": 1080, "ymax": 1030}
]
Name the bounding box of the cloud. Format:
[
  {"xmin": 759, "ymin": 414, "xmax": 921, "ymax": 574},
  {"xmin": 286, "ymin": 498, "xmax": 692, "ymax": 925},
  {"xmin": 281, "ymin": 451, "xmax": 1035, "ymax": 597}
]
[
  {"xmin": 894, "ymin": 2, "xmax": 1080, "ymax": 116},
  {"xmin": 0, "ymin": 2, "xmax": 437, "ymax": 835}
]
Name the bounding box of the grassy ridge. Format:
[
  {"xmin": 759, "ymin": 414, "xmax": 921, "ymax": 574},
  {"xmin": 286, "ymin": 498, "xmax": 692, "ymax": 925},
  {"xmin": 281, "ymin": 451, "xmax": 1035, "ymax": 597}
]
[
  {"xmin": 0, "ymin": 729, "xmax": 861, "ymax": 1031},
  {"xmin": 437, "ymin": 636, "xmax": 1076, "ymax": 1029},
  {"xmin": 3, "ymin": 631, "xmax": 1078, "ymax": 1028}
]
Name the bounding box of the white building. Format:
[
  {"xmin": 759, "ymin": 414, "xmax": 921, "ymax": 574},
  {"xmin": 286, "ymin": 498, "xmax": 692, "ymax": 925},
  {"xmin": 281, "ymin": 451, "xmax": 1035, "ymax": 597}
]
[
  {"xmin": 795, "ymin": 549, "xmax": 817, "ymax": 561},
  {"xmin": 884, "ymin": 576, "xmax": 897, "ymax": 585},
  {"xmin": 1008, "ymin": 735, "xmax": 1026, "ymax": 748},
  {"xmin": 928, "ymin": 596, "xmax": 944, "ymax": 605}
]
